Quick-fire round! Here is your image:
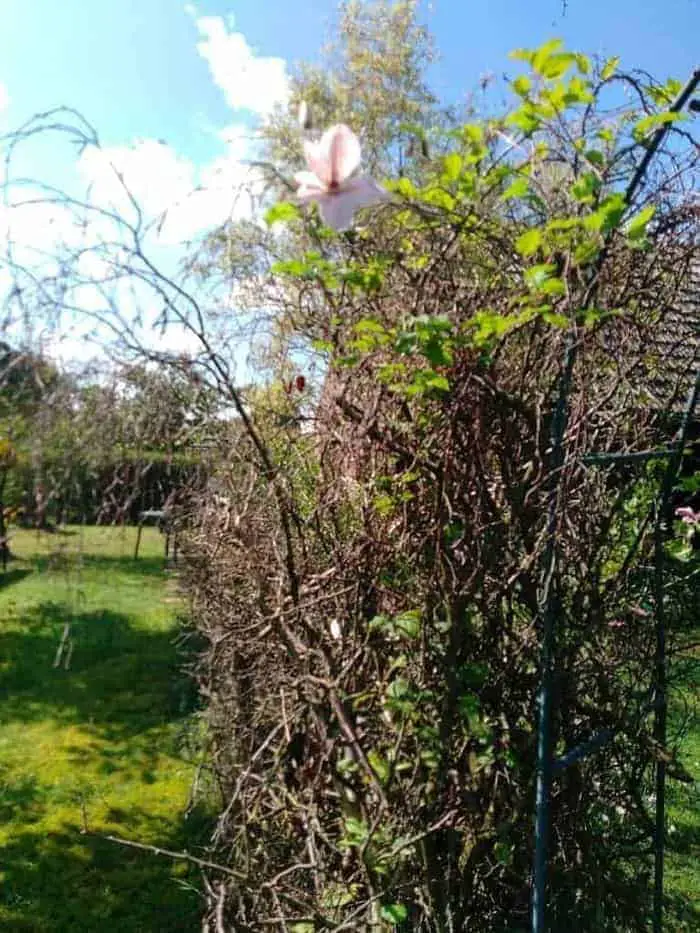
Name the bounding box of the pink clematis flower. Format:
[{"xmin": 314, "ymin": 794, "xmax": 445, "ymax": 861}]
[
  {"xmin": 675, "ymin": 505, "xmax": 700, "ymax": 525},
  {"xmin": 294, "ymin": 124, "xmax": 388, "ymax": 231}
]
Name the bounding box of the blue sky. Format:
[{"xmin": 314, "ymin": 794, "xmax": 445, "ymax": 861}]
[
  {"xmin": 1, "ymin": 0, "xmax": 696, "ymax": 176},
  {"xmin": 0, "ymin": 0, "xmax": 696, "ymax": 362}
]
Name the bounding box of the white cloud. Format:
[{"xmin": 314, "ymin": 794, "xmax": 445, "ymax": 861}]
[
  {"xmin": 1, "ymin": 12, "xmax": 290, "ymax": 367},
  {"xmin": 77, "ymin": 127, "xmax": 262, "ymax": 245},
  {"xmin": 0, "ymin": 193, "xmax": 88, "ymax": 268},
  {"xmin": 193, "ymin": 14, "xmax": 289, "ymax": 116},
  {"xmin": 79, "ymin": 140, "xmax": 195, "ymax": 224}
]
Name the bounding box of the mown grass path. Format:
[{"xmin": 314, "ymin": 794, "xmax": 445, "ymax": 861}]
[{"xmin": 0, "ymin": 527, "xmax": 206, "ymax": 932}]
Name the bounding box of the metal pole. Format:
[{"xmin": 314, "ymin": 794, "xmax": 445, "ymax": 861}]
[{"xmin": 531, "ymin": 341, "xmax": 577, "ymax": 933}]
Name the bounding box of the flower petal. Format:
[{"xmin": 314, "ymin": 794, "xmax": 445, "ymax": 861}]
[
  {"xmin": 296, "ymin": 184, "xmax": 325, "ymax": 205},
  {"xmin": 303, "ymin": 139, "xmax": 332, "ymax": 187},
  {"xmin": 675, "ymin": 505, "xmax": 700, "ymax": 524},
  {"xmin": 327, "ymin": 124, "xmax": 361, "ymax": 185},
  {"xmin": 294, "ymin": 170, "xmax": 324, "ymax": 189},
  {"xmin": 317, "ymin": 175, "xmax": 388, "ymax": 231},
  {"xmin": 344, "ymin": 175, "xmax": 390, "ymax": 203}
]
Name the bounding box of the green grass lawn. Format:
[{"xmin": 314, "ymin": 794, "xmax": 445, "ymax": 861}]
[
  {"xmin": 0, "ymin": 526, "xmax": 208, "ymax": 932},
  {"xmin": 666, "ymin": 642, "xmax": 700, "ymax": 932}
]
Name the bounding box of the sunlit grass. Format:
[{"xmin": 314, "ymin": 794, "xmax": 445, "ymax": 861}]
[
  {"xmin": 0, "ymin": 526, "xmax": 208, "ymax": 932},
  {"xmin": 666, "ymin": 647, "xmax": 700, "ymax": 932}
]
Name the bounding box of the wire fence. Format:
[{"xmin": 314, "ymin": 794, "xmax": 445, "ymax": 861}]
[{"xmin": 530, "ymin": 66, "xmax": 700, "ymax": 925}]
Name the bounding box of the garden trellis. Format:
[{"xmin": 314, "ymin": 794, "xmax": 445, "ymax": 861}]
[
  {"xmin": 530, "ymin": 68, "xmax": 700, "ymax": 933},
  {"xmin": 532, "ymin": 369, "xmax": 698, "ymax": 932}
]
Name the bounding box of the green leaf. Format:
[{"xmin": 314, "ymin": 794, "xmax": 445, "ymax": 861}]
[
  {"xmin": 546, "ymin": 218, "xmax": 579, "ymax": 234},
  {"xmin": 516, "ymin": 228, "xmax": 542, "ymax": 257},
  {"xmin": 574, "ymin": 239, "xmax": 600, "ymax": 266},
  {"xmin": 502, "ymin": 177, "xmax": 530, "ymax": 200},
  {"xmin": 370, "ymin": 610, "xmax": 421, "ymax": 640},
  {"xmin": 577, "ymin": 306, "xmax": 623, "ymax": 327},
  {"xmin": 369, "ymin": 614, "xmax": 392, "ymax": 632},
  {"xmin": 648, "ymin": 78, "xmax": 682, "ymax": 106},
  {"xmin": 583, "ymin": 193, "xmax": 626, "ymax": 234},
  {"xmin": 394, "ymin": 610, "xmax": 421, "ymax": 639},
  {"xmin": 525, "ymin": 263, "xmax": 556, "ymax": 290},
  {"xmin": 540, "ymin": 52, "xmax": 576, "ymax": 80},
  {"xmin": 468, "ymin": 309, "xmax": 532, "ymax": 347},
  {"xmin": 461, "ymin": 123, "xmax": 485, "ymax": 146},
  {"xmin": 321, "ymin": 884, "xmax": 358, "ymax": 911},
  {"xmin": 385, "ymin": 677, "xmax": 413, "ymax": 713},
  {"xmin": 422, "ymin": 185, "xmax": 456, "ymax": 210},
  {"xmin": 575, "ymin": 53, "xmax": 591, "ymax": 75},
  {"xmin": 394, "ymin": 176, "xmax": 417, "ymax": 198},
  {"xmin": 571, "ymin": 172, "xmax": 600, "ymax": 204},
  {"xmin": 540, "ymin": 278, "xmax": 566, "ymax": 297},
  {"xmin": 541, "ymin": 309, "xmax": 569, "ymax": 326},
  {"xmin": 665, "ymin": 538, "xmax": 694, "ymax": 563},
  {"xmin": 443, "ymin": 152, "xmax": 462, "ymax": 183},
  {"xmin": 625, "ymin": 205, "xmax": 655, "ymax": 240},
  {"xmin": 510, "ymin": 48, "xmax": 535, "ymax": 64},
  {"xmin": 311, "ymin": 338, "xmax": 333, "ymax": 354},
  {"xmin": 355, "ymin": 318, "xmax": 389, "ymax": 336},
  {"xmin": 380, "ymin": 904, "xmax": 408, "ymax": 924},
  {"xmin": 271, "ymin": 258, "xmax": 307, "ymax": 277},
  {"xmin": 584, "ymin": 149, "xmax": 605, "ymax": 167},
  {"xmin": 506, "ymin": 105, "xmax": 541, "ymax": 135},
  {"xmin": 532, "ymin": 38, "xmax": 564, "ymax": 75},
  {"xmin": 678, "ymin": 474, "xmax": 700, "ymax": 493},
  {"xmin": 340, "ymin": 816, "xmax": 369, "ymax": 848},
  {"xmin": 264, "ymin": 201, "xmax": 300, "ymax": 226},
  {"xmin": 405, "ymin": 369, "xmax": 450, "ymax": 396},
  {"xmin": 601, "ymin": 56, "xmax": 620, "ymax": 81},
  {"xmin": 459, "ymin": 694, "xmax": 481, "ymax": 721},
  {"xmin": 563, "ymin": 76, "xmax": 594, "ymax": 105},
  {"xmin": 512, "ymin": 75, "xmax": 531, "ymax": 98},
  {"xmin": 368, "ymin": 750, "xmax": 391, "ymax": 784},
  {"xmin": 494, "ymin": 842, "xmax": 513, "ymax": 865},
  {"xmin": 386, "ymin": 678, "xmax": 410, "ymax": 700},
  {"xmin": 599, "ymin": 193, "xmax": 627, "ymax": 233},
  {"xmin": 632, "ymin": 111, "xmax": 685, "ymax": 142}
]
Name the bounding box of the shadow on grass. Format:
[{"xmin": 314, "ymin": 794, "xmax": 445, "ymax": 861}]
[
  {"xmin": 666, "ymin": 893, "xmax": 700, "ymax": 933},
  {"xmin": 666, "ymin": 807, "xmax": 700, "ymax": 929},
  {"xmin": 0, "ymin": 598, "xmax": 210, "ymax": 932},
  {"xmin": 27, "ymin": 552, "xmax": 172, "ymax": 579},
  {"xmin": 0, "ymin": 809, "xmax": 210, "ymax": 932},
  {"xmin": 0, "ymin": 773, "xmax": 43, "ymax": 824},
  {"xmin": 0, "ymin": 568, "xmax": 33, "ymax": 590},
  {"xmin": 669, "ymin": 814, "xmax": 700, "ymax": 858},
  {"xmin": 0, "ymin": 602, "xmax": 200, "ymax": 741}
]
